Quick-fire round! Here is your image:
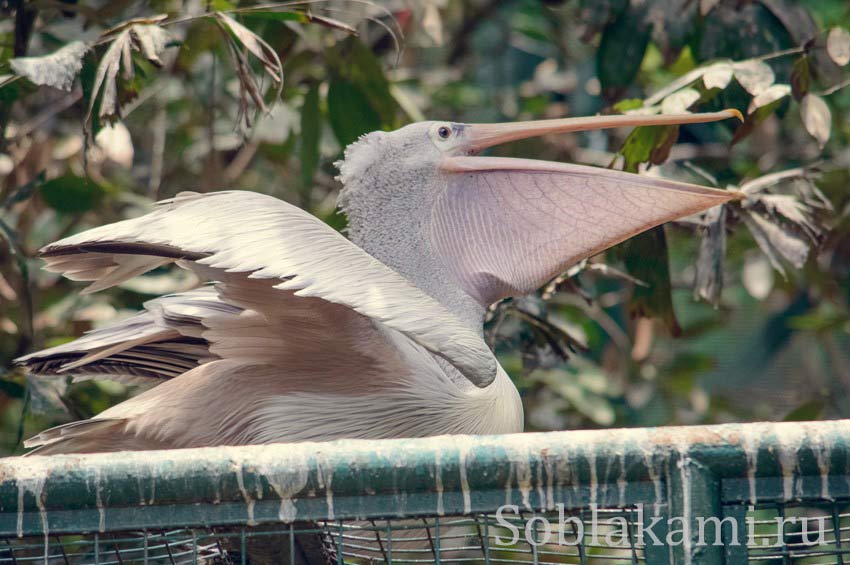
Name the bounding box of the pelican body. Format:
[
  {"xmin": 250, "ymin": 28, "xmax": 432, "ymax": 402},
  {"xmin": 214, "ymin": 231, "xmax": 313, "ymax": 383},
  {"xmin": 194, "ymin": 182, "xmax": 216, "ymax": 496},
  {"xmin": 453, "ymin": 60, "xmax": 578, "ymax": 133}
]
[{"xmin": 17, "ymin": 111, "xmax": 740, "ymax": 454}]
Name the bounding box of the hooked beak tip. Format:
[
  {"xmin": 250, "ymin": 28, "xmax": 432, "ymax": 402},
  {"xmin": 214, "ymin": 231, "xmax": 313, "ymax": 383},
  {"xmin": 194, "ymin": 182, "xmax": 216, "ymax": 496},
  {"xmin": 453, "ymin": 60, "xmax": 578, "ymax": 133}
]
[{"xmin": 724, "ymin": 108, "xmax": 744, "ymax": 123}]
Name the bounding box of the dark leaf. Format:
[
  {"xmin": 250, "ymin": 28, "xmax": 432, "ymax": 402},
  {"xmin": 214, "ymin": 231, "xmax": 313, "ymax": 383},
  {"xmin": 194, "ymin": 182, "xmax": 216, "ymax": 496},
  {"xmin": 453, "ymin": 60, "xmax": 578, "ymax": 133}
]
[
  {"xmin": 327, "ymin": 76, "xmax": 381, "ymax": 148},
  {"xmin": 332, "ymin": 38, "xmax": 397, "ymax": 128},
  {"xmin": 39, "ymin": 175, "xmax": 105, "ymax": 214},
  {"xmin": 300, "ymin": 82, "xmax": 321, "ymax": 190},
  {"xmin": 596, "ymin": 7, "xmax": 650, "ymax": 100},
  {"xmin": 0, "ymin": 377, "xmax": 25, "ymax": 400},
  {"xmin": 649, "ymin": 125, "xmax": 679, "ymax": 166},
  {"xmin": 649, "ymin": 0, "xmax": 698, "ymax": 65},
  {"xmin": 578, "ymin": 0, "xmax": 629, "ymax": 40},
  {"xmin": 621, "ymin": 227, "xmax": 681, "ymax": 336},
  {"xmin": 790, "ymin": 56, "xmax": 810, "ymax": 101},
  {"xmin": 695, "ymin": 2, "xmax": 794, "ymax": 64}
]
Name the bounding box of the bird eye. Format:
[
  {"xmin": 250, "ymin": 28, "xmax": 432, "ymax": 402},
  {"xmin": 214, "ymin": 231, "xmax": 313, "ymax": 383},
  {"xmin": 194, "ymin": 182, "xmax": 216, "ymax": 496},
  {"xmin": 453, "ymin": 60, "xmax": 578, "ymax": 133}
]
[{"xmin": 437, "ymin": 126, "xmax": 451, "ymax": 140}]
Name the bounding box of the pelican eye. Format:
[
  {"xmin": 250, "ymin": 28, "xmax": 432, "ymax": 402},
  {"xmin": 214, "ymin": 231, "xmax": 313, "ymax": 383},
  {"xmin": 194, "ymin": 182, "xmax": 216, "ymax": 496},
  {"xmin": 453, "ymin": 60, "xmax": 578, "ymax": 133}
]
[{"xmin": 437, "ymin": 126, "xmax": 451, "ymax": 140}]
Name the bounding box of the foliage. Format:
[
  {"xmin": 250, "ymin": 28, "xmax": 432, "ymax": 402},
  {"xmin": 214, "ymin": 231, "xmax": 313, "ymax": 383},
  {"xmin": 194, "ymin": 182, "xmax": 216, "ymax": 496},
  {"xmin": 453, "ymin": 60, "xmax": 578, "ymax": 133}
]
[{"xmin": 0, "ymin": 0, "xmax": 849, "ymax": 454}]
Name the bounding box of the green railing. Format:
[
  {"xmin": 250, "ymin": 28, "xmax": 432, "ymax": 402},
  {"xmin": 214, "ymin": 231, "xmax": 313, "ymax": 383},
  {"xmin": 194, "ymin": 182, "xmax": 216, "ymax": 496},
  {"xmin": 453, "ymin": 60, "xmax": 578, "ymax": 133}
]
[{"xmin": 1, "ymin": 420, "xmax": 849, "ymax": 564}]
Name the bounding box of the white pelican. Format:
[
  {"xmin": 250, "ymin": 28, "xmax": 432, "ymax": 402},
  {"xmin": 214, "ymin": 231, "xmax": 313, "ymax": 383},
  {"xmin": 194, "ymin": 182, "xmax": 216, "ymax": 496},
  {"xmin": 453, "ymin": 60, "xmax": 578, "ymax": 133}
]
[{"xmin": 17, "ymin": 110, "xmax": 741, "ymax": 454}]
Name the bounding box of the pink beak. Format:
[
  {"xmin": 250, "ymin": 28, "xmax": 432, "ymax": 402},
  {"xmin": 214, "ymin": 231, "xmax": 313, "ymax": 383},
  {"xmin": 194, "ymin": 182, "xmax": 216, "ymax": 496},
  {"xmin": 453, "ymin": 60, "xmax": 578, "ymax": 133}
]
[{"xmin": 460, "ymin": 109, "xmax": 743, "ymax": 152}]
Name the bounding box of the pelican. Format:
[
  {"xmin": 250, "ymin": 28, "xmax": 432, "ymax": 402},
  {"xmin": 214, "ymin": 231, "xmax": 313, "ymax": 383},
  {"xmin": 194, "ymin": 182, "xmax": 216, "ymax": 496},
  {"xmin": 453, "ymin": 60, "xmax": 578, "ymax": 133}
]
[{"xmin": 17, "ymin": 110, "xmax": 741, "ymax": 454}]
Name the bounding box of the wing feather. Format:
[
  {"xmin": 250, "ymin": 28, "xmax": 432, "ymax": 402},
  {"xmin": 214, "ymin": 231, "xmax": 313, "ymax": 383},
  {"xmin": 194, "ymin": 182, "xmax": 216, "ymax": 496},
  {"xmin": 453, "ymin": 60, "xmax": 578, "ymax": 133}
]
[{"xmin": 40, "ymin": 191, "xmax": 497, "ymax": 387}]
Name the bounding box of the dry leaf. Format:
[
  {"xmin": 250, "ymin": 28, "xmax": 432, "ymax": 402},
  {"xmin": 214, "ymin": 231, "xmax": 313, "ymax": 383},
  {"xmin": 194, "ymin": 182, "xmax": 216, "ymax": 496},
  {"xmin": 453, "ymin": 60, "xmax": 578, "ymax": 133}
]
[
  {"xmin": 88, "ymin": 24, "xmax": 172, "ymax": 120},
  {"xmin": 826, "ymin": 27, "xmax": 850, "ymax": 67},
  {"xmin": 758, "ymin": 194, "xmax": 816, "ymax": 234},
  {"xmin": 694, "ymin": 205, "xmax": 726, "ymax": 304},
  {"xmin": 733, "ymin": 60, "xmax": 775, "ymax": 96},
  {"xmin": 93, "ymin": 121, "xmax": 134, "ymax": 168},
  {"xmin": 800, "ymin": 93, "xmax": 831, "ymax": 148},
  {"xmin": 702, "ymin": 63, "xmax": 733, "ymax": 90},
  {"xmin": 742, "ymin": 211, "xmax": 809, "ymax": 275},
  {"xmin": 660, "ymin": 88, "xmax": 700, "ymax": 114},
  {"xmin": 10, "ymin": 41, "xmax": 88, "ymax": 91},
  {"xmin": 747, "ymin": 84, "xmax": 790, "ymax": 113},
  {"xmin": 90, "ymin": 29, "xmax": 130, "ymax": 119},
  {"xmin": 131, "ymin": 24, "xmax": 170, "ymax": 67},
  {"xmin": 739, "ymin": 167, "xmax": 808, "ymax": 195},
  {"xmin": 215, "ymin": 12, "xmax": 282, "ymax": 86},
  {"xmin": 422, "ymin": 2, "xmax": 444, "ymax": 46},
  {"xmin": 742, "ymin": 254, "xmax": 774, "ymax": 300},
  {"xmin": 214, "ymin": 12, "xmax": 284, "ymax": 129}
]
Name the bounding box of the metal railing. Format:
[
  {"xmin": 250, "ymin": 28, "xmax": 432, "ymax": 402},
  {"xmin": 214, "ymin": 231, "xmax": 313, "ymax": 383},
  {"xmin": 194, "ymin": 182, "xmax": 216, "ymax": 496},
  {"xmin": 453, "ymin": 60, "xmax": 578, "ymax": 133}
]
[{"xmin": 1, "ymin": 420, "xmax": 849, "ymax": 564}]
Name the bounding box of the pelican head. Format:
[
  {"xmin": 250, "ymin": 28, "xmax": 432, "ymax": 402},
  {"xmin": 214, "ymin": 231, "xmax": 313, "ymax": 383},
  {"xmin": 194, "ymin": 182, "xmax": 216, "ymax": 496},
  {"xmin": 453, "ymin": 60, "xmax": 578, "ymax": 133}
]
[{"xmin": 337, "ymin": 110, "xmax": 743, "ymax": 329}]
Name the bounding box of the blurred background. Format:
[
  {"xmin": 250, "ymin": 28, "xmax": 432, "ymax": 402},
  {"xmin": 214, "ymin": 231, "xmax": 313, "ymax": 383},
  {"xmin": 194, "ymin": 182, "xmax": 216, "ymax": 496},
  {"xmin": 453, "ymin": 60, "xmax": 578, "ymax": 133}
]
[{"xmin": 0, "ymin": 0, "xmax": 849, "ymax": 455}]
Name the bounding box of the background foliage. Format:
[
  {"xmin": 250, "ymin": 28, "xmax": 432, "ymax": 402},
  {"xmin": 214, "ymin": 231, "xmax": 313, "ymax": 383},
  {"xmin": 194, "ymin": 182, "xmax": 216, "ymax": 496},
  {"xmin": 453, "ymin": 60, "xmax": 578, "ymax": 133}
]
[{"xmin": 0, "ymin": 0, "xmax": 849, "ymax": 455}]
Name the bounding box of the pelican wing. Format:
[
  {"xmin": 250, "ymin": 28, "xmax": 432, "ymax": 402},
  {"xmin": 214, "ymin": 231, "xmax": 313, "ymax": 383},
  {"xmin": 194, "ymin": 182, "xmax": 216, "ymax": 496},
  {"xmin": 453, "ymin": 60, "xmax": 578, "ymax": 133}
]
[
  {"xmin": 15, "ymin": 287, "xmax": 234, "ymax": 382},
  {"xmin": 40, "ymin": 191, "xmax": 497, "ymax": 387},
  {"xmin": 435, "ymin": 157, "xmax": 739, "ymax": 305}
]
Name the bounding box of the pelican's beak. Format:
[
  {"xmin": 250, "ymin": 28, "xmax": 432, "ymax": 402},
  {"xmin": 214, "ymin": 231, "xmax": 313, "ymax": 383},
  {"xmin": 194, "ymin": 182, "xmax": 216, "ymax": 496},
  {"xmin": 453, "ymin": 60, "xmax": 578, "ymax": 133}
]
[{"xmin": 460, "ymin": 109, "xmax": 743, "ymax": 153}]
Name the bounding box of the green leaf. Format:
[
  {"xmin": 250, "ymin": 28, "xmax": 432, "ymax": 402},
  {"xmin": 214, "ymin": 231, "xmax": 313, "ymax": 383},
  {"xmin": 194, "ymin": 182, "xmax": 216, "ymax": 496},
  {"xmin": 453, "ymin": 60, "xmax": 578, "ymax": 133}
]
[
  {"xmin": 619, "ymin": 125, "xmax": 678, "ymax": 172},
  {"xmin": 783, "ymin": 401, "xmax": 824, "ymax": 422},
  {"xmin": 596, "ymin": 8, "xmax": 651, "ymax": 100},
  {"xmin": 0, "ymin": 377, "xmax": 25, "ymax": 400},
  {"xmin": 40, "ymin": 175, "xmax": 105, "ymax": 214},
  {"xmin": 333, "ymin": 37, "xmax": 397, "ymax": 128},
  {"xmin": 621, "ymin": 227, "xmax": 681, "ymax": 336},
  {"xmin": 240, "ymin": 10, "xmax": 357, "ymax": 33},
  {"xmin": 327, "ymin": 77, "xmax": 381, "ymax": 148},
  {"xmin": 237, "ymin": 10, "xmax": 305, "ymax": 22},
  {"xmin": 300, "ymin": 82, "xmax": 321, "ymax": 190},
  {"xmin": 613, "ymin": 98, "xmax": 643, "ymax": 112}
]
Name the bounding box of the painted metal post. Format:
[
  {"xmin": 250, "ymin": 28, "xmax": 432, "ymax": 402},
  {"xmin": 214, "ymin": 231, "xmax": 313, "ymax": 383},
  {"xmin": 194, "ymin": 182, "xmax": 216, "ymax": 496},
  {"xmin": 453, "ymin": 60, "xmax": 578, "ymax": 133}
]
[{"xmin": 665, "ymin": 453, "xmax": 724, "ymax": 564}]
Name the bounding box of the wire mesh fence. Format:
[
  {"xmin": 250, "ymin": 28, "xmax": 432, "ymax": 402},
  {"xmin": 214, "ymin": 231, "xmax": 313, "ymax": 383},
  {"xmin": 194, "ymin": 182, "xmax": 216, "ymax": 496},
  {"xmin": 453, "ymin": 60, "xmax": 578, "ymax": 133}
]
[{"xmin": 1, "ymin": 421, "xmax": 850, "ymax": 564}]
